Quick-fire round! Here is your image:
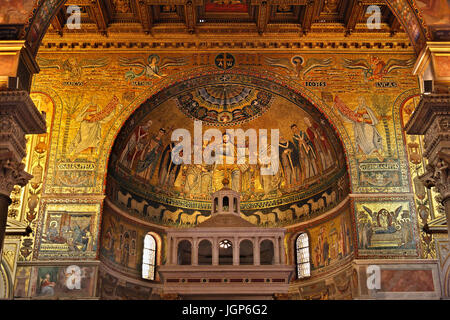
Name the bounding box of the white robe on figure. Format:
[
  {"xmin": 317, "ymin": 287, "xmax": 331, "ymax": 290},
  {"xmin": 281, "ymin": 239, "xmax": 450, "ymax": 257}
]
[
  {"xmin": 69, "ymin": 103, "xmax": 116, "ymax": 155},
  {"xmin": 353, "ymin": 106, "xmax": 383, "ymax": 155}
]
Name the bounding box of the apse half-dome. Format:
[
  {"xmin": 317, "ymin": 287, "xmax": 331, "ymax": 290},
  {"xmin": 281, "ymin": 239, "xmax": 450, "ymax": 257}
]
[{"xmin": 106, "ymin": 73, "xmax": 349, "ymax": 227}]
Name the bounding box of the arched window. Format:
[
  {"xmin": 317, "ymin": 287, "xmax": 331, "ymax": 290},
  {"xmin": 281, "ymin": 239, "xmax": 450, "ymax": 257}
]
[
  {"xmin": 296, "ymin": 233, "xmax": 310, "ymax": 279},
  {"xmin": 142, "ymin": 234, "xmax": 156, "ymax": 280}
]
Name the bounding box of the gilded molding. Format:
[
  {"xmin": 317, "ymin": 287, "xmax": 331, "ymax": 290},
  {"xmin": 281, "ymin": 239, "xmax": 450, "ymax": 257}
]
[{"xmin": 39, "ymin": 39, "xmax": 413, "ymax": 52}]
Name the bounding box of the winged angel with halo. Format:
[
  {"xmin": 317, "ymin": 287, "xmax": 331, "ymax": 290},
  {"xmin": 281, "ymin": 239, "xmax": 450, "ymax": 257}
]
[
  {"xmin": 342, "ymin": 56, "xmax": 415, "ymax": 81},
  {"xmin": 37, "ymin": 57, "xmax": 109, "ymax": 80},
  {"xmin": 119, "ymin": 54, "xmax": 188, "ymax": 80},
  {"xmin": 264, "ymin": 55, "xmax": 333, "ymax": 79}
]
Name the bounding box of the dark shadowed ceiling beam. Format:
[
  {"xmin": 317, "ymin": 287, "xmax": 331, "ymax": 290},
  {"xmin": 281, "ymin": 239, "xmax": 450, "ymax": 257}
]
[
  {"xmin": 88, "ymin": 0, "xmax": 110, "ymax": 36},
  {"xmin": 389, "ymin": 12, "xmax": 401, "ymax": 36},
  {"xmin": 144, "ymin": 0, "xmax": 201, "ymax": 33},
  {"xmin": 50, "ymin": 7, "xmax": 66, "ymax": 37},
  {"xmin": 344, "ymin": 0, "xmax": 364, "ymax": 36},
  {"xmin": 301, "ymin": 0, "xmax": 321, "ymax": 35},
  {"xmin": 256, "ymin": 1, "xmax": 271, "ymax": 35},
  {"xmin": 135, "ymin": 0, "xmax": 153, "ymax": 34},
  {"xmin": 184, "ymin": 1, "xmax": 197, "ymax": 34}
]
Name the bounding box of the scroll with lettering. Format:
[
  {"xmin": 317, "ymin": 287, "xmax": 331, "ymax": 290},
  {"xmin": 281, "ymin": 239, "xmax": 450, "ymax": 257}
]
[
  {"xmin": 87, "ymin": 96, "xmax": 119, "ymax": 123},
  {"xmin": 333, "ymin": 96, "xmax": 359, "ymax": 122}
]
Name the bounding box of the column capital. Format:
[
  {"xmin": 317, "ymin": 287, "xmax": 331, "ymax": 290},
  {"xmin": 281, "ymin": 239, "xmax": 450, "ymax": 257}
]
[
  {"xmin": 0, "ymin": 157, "xmax": 32, "ymax": 198},
  {"xmin": 419, "ymin": 152, "xmax": 450, "ymax": 204}
]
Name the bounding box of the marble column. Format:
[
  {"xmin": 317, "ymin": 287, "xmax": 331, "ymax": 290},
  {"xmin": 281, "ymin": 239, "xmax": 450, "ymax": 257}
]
[
  {"xmin": 274, "ymin": 237, "xmax": 280, "ymax": 265},
  {"xmin": 280, "ymin": 236, "xmax": 286, "ymax": 265},
  {"xmin": 172, "ymin": 237, "xmax": 178, "ymax": 265},
  {"xmin": 254, "ymin": 237, "xmax": 260, "ymax": 266},
  {"xmin": 168, "ymin": 236, "xmax": 174, "ymax": 264},
  {"xmin": 192, "ymin": 237, "xmax": 198, "ymax": 266},
  {"xmin": 212, "ymin": 237, "xmax": 218, "ymax": 266},
  {"xmin": 233, "ymin": 237, "xmax": 239, "ymax": 265}
]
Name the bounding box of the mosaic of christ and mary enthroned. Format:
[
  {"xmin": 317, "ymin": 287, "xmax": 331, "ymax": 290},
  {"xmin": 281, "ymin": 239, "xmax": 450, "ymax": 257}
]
[{"xmin": 107, "ymin": 74, "xmax": 349, "ymax": 227}]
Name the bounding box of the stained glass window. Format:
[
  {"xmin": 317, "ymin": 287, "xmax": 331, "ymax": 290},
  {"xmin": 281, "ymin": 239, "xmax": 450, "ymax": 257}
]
[
  {"xmin": 142, "ymin": 234, "xmax": 156, "ymax": 280},
  {"xmin": 296, "ymin": 233, "xmax": 310, "ymax": 279}
]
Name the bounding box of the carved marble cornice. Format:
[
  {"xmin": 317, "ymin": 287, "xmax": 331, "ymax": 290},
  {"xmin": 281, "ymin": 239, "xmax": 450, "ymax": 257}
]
[
  {"xmin": 422, "ymin": 117, "xmax": 450, "ymax": 161},
  {"xmin": 0, "ymin": 41, "xmax": 39, "ymax": 91},
  {"xmin": 405, "ymin": 94, "xmax": 450, "ymax": 163},
  {"xmin": 0, "ymin": 90, "xmax": 46, "ymax": 135},
  {"xmin": 405, "ymin": 94, "xmax": 450, "ymax": 135}
]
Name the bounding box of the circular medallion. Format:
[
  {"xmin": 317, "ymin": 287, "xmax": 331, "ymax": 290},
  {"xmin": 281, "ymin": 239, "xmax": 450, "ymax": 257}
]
[{"xmin": 215, "ymin": 53, "xmax": 235, "ymax": 70}]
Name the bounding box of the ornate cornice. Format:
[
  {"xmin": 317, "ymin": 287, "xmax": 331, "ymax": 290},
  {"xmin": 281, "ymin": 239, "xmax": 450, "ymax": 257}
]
[
  {"xmin": 40, "ymin": 22, "xmax": 413, "ymax": 52},
  {"xmin": 39, "ymin": 38, "xmax": 413, "ymax": 52},
  {"xmin": 0, "ymin": 91, "xmax": 46, "ymax": 135},
  {"xmin": 405, "ymin": 94, "xmax": 450, "ymax": 135}
]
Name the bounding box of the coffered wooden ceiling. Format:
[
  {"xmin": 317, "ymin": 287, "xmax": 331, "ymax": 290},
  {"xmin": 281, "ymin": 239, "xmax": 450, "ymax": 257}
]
[{"xmin": 49, "ymin": 0, "xmax": 404, "ymax": 38}]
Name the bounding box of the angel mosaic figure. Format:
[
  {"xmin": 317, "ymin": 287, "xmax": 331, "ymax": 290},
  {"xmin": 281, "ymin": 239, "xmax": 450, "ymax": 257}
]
[
  {"xmin": 37, "ymin": 57, "xmax": 109, "ymax": 79},
  {"xmin": 264, "ymin": 55, "xmax": 332, "ymax": 78},
  {"xmin": 342, "ymin": 56, "xmax": 415, "ymax": 81},
  {"xmin": 119, "ymin": 54, "xmax": 188, "ymax": 80}
]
